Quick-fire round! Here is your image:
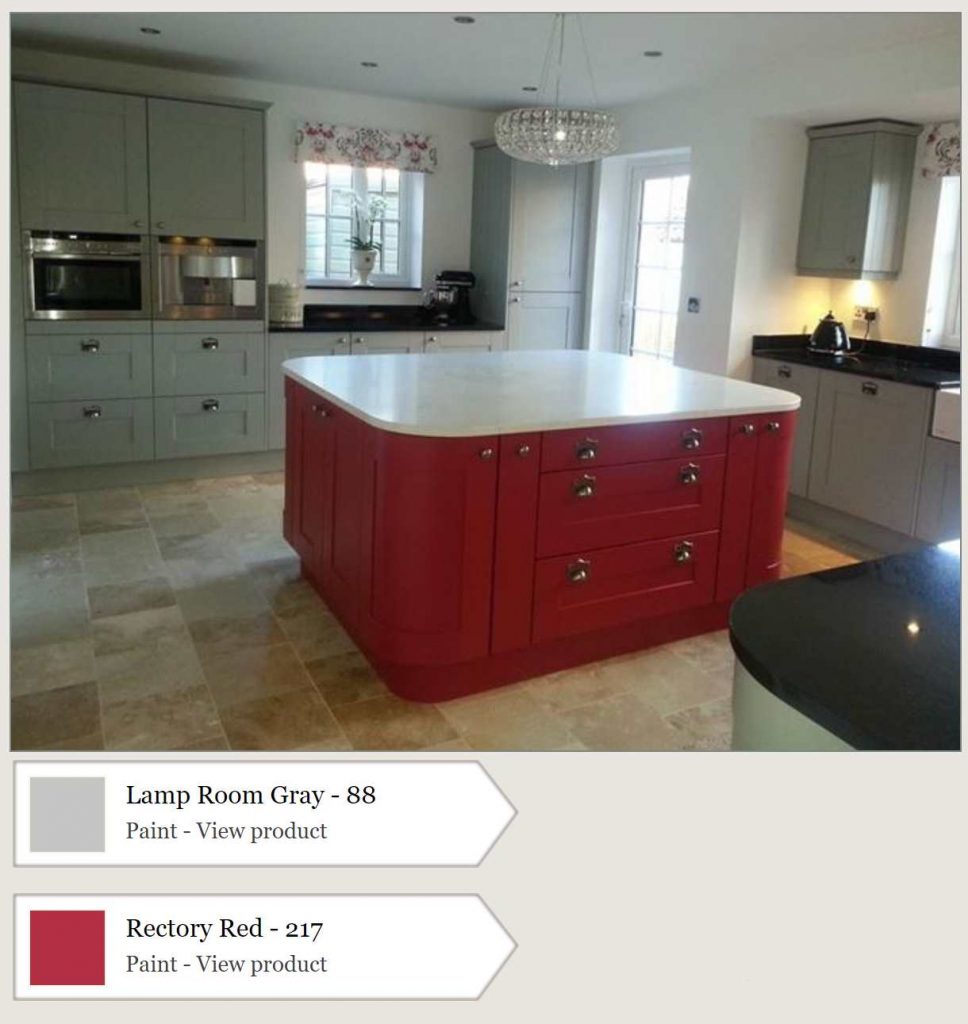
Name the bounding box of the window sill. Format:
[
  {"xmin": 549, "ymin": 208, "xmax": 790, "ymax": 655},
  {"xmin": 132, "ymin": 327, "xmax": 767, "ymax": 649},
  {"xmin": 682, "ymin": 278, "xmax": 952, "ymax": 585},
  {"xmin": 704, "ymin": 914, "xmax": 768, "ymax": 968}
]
[{"xmin": 306, "ymin": 285, "xmax": 423, "ymax": 292}]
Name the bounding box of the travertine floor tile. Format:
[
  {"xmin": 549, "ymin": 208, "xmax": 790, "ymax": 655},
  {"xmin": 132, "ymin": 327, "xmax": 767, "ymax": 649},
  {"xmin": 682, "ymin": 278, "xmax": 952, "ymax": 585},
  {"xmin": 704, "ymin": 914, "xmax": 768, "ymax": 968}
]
[
  {"xmin": 439, "ymin": 687, "xmax": 583, "ymax": 751},
  {"xmin": 203, "ymin": 644, "xmax": 315, "ymax": 708},
  {"xmin": 558, "ymin": 693, "xmax": 681, "ymax": 751},
  {"xmin": 220, "ymin": 689, "xmax": 348, "ymax": 751},
  {"xmin": 188, "ymin": 611, "xmax": 287, "ymax": 664},
  {"xmin": 11, "ymin": 682, "xmax": 102, "ymax": 750},
  {"xmin": 620, "ymin": 647, "xmax": 731, "ymax": 716},
  {"xmin": 305, "ymin": 651, "xmax": 388, "ymax": 707},
  {"xmin": 174, "ymin": 574, "xmax": 269, "ymax": 623},
  {"xmin": 87, "ymin": 576, "xmax": 175, "ymax": 620},
  {"xmin": 11, "ymin": 639, "xmax": 96, "ymax": 698},
  {"xmin": 10, "ymin": 573, "xmax": 90, "ymax": 648},
  {"xmin": 662, "ymin": 630, "xmax": 735, "ymax": 677},
  {"xmin": 12, "ymin": 493, "xmax": 76, "ymax": 511},
  {"xmin": 101, "ymin": 684, "xmax": 222, "ymax": 751},
  {"xmin": 665, "ymin": 697, "xmax": 734, "ymax": 751},
  {"xmin": 333, "ymin": 695, "xmax": 458, "ymax": 751},
  {"xmin": 527, "ymin": 657, "xmax": 634, "ymax": 714}
]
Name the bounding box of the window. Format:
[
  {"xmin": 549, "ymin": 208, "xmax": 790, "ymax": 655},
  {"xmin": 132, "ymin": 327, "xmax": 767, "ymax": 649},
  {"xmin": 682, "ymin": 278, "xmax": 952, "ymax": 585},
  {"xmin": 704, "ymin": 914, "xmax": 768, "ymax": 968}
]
[
  {"xmin": 303, "ymin": 163, "xmax": 422, "ymax": 287},
  {"xmin": 923, "ymin": 175, "xmax": 961, "ymax": 348},
  {"xmin": 621, "ymin": 162, "xmax": 690, "ymax": 359}
]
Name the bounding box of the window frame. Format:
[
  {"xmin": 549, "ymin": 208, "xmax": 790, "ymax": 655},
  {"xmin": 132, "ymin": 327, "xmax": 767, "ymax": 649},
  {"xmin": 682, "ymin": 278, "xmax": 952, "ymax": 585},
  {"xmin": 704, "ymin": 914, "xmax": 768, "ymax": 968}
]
[
  {"xmin": 922, "ymin": 174, "xmax": 961, "ymax": 349},
  {"xmin": 301, "ymin": 163, "xmax": 420, "ymax": 288},
  {"xmin": 619, "ymin": 156, "xmax": 691, "ymax": 360}
]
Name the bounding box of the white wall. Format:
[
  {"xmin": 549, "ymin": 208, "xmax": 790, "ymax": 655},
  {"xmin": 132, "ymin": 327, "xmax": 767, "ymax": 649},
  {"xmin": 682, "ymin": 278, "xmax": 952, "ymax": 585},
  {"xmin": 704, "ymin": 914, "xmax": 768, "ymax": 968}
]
[
  {"xmin": 11, "ymin": 46, "xmax": 496, "ymax": 306},
  {"xmin": 605, "ymin": 30, "xmax": 959, "ymax": 377}
]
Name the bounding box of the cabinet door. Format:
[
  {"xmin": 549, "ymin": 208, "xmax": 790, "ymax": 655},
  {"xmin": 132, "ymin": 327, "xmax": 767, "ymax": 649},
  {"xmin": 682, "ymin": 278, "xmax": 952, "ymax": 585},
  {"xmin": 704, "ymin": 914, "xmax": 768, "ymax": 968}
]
[
  {"xmin": 746, "ymin": 413, "xmax": 796, "ymax": 588},
  {"xmin": 506, "ymin": 292, "xmax": 582, "ymax": 350},
  {"xmin": 147, "ymin": 99, "xmax": 264, "ymax": 238},
  {"xmin": 424, "ymin": 331, "xmax": 498, "ymax": 353},
  {"xmin": 153, "ymin": 331, "xmax": 265, "ymax": 397},
  {"xmin": 915, "ymin": 437, "xmax": 961, "ymax": 543},
  {"xmin": 751, "ymin": 358, "xmax": 819, "ymax": 497},
  {"xmin": 15, "ymin": 83, "xmax": 148, "ymax": 233},
  {"xmin": 469, "ymin": 145, "xmax": 512, "ymax": 327},
  {"xmin": 29, "ymin": 398, "xmax": 154, "ymax": 469},
  {"xmin": 359, "ymin": 431, "xmax": 499, "ymax": 666},
  {"xmin": 27, "ymin": 333, "xmax": 153, "ymax": 401},
  {"xmin": 285, "ymin": 383, "xmax": 333, "ymax": 571},
  {"xmin": 352, "ymin": 332, "xmax": 423, "ymax": 354},
  {"xmin": 268, "ymin": 332, "xmax": 351, "ymax": 449},
  {"xmin": 797, "ymin": 133, "xmax": 873, "ymax": 274},
  {"xmin": 807, "ymin": 373, "xmax": 930, "ymax": 533},
  {"xmin": 509, "ymin": 161, "xmax": 591, "ymax": 292},
  {"xmin": 154, "ymin": 393, "xmax": 266, "ymax": 459}
]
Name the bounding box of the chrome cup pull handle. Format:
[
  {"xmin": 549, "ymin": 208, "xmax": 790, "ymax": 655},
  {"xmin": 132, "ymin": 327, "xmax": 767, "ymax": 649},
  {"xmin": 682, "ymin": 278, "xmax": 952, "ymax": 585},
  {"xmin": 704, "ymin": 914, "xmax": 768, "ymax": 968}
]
[
  {"xmin": 566, "ymin": 558, "xmax": 591, "ymax": 584},
  {"xmin": 673, "ymin": 540, "xmax": 695, "ymax": 564},
  {"xmin": 82, "ymin": 405, "xmax": 102, "ymax": 419},
  {"xmin": 201, "ymin": 337, "xmax": 219, "ymax": 350},
  {"xmin": 679, "ymin": 463, "xmax": 700, "ymax": 485},
  {"xmin": 573, "ymin": 474, "xmax": 596, "ymax": 498},
  {"xmin": 202, "ymin": 399, "xmax": 220, "ymax": 413},
  {"xmin": 80, "ymin": 340, "xmax": 100, "ymax": 353},
  {"xmin": 575, "ymin": 438, "xmax": 598, "ymax": 461},
  {"xmin": 777, "ymin": 365, "xmax": 792, "ymax": 379},
  {"xmin": 862, "ymin": 381, "xmax": 879, "ymax": 396},
  {"xmin": 681, "ymin": 427, "xmax": 703, "ymax": 450}
]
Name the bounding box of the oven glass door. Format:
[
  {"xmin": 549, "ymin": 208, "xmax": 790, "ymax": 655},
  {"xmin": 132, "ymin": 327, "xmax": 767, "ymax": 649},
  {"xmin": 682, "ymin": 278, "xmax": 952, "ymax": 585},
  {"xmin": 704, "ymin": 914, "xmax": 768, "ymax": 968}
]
[{"xmin": 32, "ymin": 257, "xmax": 144, "ymax": 314}]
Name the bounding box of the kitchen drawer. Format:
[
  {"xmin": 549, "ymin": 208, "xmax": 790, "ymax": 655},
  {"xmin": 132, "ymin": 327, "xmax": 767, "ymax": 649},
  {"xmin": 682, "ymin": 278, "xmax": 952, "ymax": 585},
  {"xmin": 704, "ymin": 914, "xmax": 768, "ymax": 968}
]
[
  {"xmin": 532, "ymin": 530, "xmax": 719, "ymax": 643},
  {"xmin": 541, "ymin": 417, "xmax": 728, "ymax": 472},
  {"xmin": 153, "ymin": 331, "xmax": 265, "ymax": 396},
  {"xmin": 536, "ymin": 454, "xmax": 726, "ymax": 557},
  {"xmin": 27, "ymin": 333, "xmax": 153, "ymax": 401},
  {"xmin": 28, "ymin": 398, "xmax": 154, "ymax": 468},
  {"xmin": 154, "ymin": 393, "xmax": 266, "ymax": 459}
]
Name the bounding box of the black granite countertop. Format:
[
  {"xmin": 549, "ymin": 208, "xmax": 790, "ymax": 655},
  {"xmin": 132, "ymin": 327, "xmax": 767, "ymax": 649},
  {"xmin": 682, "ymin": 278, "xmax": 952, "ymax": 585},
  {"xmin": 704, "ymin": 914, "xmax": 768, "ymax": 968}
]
[
  {"xmin": 729, "ymin": 542, "xmax": 961, "ymax": 750},
  {"xmin": 271, "ymin": 303, "xmax": 503, "ymax": 334},
  {"xmin": 753, "ymin": 334, "xmax": 960, "ymax": 389}
]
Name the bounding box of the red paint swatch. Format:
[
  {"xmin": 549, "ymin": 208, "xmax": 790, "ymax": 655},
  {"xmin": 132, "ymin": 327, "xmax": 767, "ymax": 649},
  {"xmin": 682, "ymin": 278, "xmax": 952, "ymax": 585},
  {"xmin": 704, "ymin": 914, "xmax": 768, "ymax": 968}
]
[{"xmin": 30, "ymin": 910, "xmax": 105, "ymax": 986}]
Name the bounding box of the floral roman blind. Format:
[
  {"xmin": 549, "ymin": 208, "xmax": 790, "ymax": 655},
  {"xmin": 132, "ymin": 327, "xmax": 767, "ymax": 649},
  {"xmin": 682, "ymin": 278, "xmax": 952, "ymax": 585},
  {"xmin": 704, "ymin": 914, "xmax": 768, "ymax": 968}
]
[
  {"xmin": 295, "ymin": 121, "xmax": 437, "ymax": 173},
  {"xmin": 919, "ymin": 122, "xmax": 961, "ymax": 178}
]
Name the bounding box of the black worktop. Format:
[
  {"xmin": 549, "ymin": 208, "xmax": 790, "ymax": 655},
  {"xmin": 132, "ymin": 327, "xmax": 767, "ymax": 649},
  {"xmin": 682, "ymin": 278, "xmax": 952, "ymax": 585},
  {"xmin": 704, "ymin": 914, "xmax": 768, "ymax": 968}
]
[
  {"xmin": 271, "ymin": 303, "xmax": 502, "ymax": 334},
  {"xmin": 729, "ymin": 542, "xmax": 961, "ymax": 750},
  {"xmin": 753, "ymin": 334, "xmax": 960, "ymax": 389}
]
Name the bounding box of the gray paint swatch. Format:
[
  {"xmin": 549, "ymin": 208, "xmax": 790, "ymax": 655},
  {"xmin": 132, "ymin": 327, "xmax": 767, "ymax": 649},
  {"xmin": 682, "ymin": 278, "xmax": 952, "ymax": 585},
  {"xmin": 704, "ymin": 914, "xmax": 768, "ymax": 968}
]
[{"xmin": 30, "ymin": 777, "xmax": 105, "ymax": 852}]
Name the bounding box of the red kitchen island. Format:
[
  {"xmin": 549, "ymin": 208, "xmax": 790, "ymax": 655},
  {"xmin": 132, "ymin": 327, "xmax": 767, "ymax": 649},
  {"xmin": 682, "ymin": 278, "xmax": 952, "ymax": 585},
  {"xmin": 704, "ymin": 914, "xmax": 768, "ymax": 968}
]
[{"xmin": 283, "ymin": 350, "xmax": 799, "ymax": 701}]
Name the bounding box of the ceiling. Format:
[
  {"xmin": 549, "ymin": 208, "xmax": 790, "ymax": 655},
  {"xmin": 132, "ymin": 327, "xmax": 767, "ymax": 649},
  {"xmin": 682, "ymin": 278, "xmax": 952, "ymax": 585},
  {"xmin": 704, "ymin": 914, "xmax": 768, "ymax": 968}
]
[{"xmin": 10, "ymin": 12, "xmax": 960, "ymax": 112}]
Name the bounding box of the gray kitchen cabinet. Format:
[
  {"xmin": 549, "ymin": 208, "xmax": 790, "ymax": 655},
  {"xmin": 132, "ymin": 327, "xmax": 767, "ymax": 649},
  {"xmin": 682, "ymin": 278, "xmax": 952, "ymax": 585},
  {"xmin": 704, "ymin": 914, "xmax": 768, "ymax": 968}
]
[
  {"xmin": 147, "ymin": 98, "xmax": 265, "ymax": 239},
  {"xmin": 351, "ymin": 331, "xmax": 424, "ymax": 355},
  {"xmin": 915, "ymin": 437, "xmax": 961, "ymax": 543},
  {"xmin": 10, "ymin": 154, "xmax": 28, "ymax": 472},
  {"xmin": 470, "ymin": 141, "xmax": 590, "ymax": 347},
  {"xmin": 807, "ymin": 371, "xmax": 931, "ymax": 533},
  {"xmin": 509, "ymin": 159, "xmax": 591, "ymax": 292},
  {"xmin": 15, "ymin": 82, "xmax": 149, "ymax": 234},
  {"xmin": 153, "ymin": 330, "xmax": 265, "ymax": 396},
  {"xmin": 267, "ymin": 332, "xmax": 351, "ymax": 449},
  {"xmin": 796, "ymin": 120, "xmax": 920, "ymax": 280},
  {"xmin": 751, "ymin": 357, "xmax": 820, "ymax": 497},
  {"xmin": 29, "ymin": 398, "xmax": 154, "ymax": 469},
  {"xmin": 507, "ymin": 292, "xmax": 582, "ymax": 350},
  {"xmin": 154, "ymin": 393, "xmax": 266, "ymax": 459},
  {"xmin": 27, "ymin": 333, "xmax": 153, "ymax": 402}
]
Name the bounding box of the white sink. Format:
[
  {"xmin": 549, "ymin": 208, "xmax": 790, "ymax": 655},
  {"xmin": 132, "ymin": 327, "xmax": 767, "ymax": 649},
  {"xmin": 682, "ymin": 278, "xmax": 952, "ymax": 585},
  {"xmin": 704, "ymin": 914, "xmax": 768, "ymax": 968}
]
[{"xmin": 931, "ymin": 387, "xmax": 961, "ymax": 442}]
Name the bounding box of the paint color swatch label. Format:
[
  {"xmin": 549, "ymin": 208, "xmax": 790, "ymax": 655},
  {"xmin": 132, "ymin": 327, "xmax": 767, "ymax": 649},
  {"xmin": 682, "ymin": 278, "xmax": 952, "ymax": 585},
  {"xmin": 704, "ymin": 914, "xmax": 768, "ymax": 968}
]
[
  {"xmin": 16, "ymin": 761, "xmax": 514, "ymax": 866},
  {"xmin": 15, "ymin": 896, "xmax": 514, "ymax": 999}
]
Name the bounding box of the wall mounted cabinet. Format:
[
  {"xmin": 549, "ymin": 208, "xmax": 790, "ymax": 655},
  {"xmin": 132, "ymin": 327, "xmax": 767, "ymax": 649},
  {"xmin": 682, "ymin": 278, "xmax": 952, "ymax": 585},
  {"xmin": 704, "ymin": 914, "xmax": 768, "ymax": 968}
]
[
  {"xmin": 796, "ymin": 119, "xmax": 921, "ymax": 280},
  {"xmin": 15, "ymin": 82, "xmax": 150, "ymax": 234},
  {"xmin": 470, "ymin": 142, "xmax": 590, "ymax": 349}
]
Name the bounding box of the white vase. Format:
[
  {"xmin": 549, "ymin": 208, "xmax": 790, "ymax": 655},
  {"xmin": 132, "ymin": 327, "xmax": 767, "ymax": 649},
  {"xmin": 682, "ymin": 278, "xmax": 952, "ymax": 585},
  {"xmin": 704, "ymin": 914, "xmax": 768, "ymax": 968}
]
[{"xmin": 352, "ymin": 249, "xmax": 377, "ymax": 286}]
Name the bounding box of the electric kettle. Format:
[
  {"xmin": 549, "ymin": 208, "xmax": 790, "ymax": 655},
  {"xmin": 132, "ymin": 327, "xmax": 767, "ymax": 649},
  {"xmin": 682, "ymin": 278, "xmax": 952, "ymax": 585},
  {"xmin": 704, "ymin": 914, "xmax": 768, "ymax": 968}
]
[{"xmin": 807, "ymin": 311, "xmax": 852, "ymax": 354}]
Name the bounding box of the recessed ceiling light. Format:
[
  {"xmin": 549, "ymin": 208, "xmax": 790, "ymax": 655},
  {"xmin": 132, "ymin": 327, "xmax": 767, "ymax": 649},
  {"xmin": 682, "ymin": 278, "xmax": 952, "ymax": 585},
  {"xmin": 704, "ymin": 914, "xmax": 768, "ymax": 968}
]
[
  {"xmin": 522, "ymin": 86, "xmax": 538, "ymax": 92},
  {"xmin": 139, "ymin": 27, "xmax": 161, "ymax": 35},
  {"xmin": 454, "ymin": 16, "xmax": 476, "ymax": 24},
  {"xmin": 360, "ymin": 61, "xmax": 379, "ymax": 68},
  {"xmin": 643, "ymin": 50, "xmax": 663, "ymax": 57}
]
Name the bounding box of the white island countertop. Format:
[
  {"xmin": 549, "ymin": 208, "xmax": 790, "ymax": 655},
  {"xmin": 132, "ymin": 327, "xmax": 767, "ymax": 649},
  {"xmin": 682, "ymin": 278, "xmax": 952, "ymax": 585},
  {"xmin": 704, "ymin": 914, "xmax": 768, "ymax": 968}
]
[{"xmin": 283, "ymin": 350, "xmax": 800, "ymax": 437}]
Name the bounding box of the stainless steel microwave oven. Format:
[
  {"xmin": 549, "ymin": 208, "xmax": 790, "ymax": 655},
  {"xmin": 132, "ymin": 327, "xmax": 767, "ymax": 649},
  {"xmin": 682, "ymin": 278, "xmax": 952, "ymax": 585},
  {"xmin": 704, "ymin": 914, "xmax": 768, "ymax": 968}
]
[
  {"xmin": 153, "ymin": 237, "xmax": 264, "ymax": 320},
  {"xmin": 24, "ymin": 231, "xmax": 151, "ymax": 320}
]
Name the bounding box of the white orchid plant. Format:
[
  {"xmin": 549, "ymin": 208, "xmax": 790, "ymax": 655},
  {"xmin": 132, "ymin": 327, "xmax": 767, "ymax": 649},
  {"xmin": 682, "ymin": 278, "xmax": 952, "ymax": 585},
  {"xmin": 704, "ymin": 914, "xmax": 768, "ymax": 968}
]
[{"xmin": 349, "ymin": 194, "xmax": 388, "ymax": 253}]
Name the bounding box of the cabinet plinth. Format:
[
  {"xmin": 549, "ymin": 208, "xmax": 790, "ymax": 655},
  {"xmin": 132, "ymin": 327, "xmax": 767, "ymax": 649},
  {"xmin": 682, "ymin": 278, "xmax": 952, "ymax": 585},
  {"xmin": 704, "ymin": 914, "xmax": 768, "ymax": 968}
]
[{"xmin": 284, "ymin": 377, "xmax": 796, "ymax": 701}]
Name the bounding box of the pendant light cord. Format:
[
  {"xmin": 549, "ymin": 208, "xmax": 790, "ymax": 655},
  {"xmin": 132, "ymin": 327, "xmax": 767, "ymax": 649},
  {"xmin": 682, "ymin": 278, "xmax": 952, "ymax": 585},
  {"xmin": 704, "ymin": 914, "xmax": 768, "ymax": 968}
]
[
  {"xmin": 575, "ymin": 13, "xmax": 601, "ymax": 108},
  {"xmin": 535, "ymin": 13, "xmax": 602, "ymax": 110}
]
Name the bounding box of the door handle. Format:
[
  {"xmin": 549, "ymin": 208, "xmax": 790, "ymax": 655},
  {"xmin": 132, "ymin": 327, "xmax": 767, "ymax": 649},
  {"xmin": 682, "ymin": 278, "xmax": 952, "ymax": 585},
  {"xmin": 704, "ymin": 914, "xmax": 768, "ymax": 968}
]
[
  {"xmin": 862, "ymin": 381, "xmax": 879, "ymax": 396},
  {"xmin": 566, "ymin": 558, "xmax": 591, "ymax": 584},
  {"xmin": 679, "ymin": 463, "xmax": 700, "ymax": 485},
  {"xmin": 80, "ymin": 340, "xmax": 100, "ymax": 353},
  {"xmin": 202, "ymin": 399, "xmax": 220, "ymax": 412},
  {"xmin": 201, "ymin": 337, "xmax": 219, "ymax": 350},
  {"xmin": 673, "ymin": 540, "xmax": 694, "ymax": 564},
  {"xmin": 777, "ymin": 366, "xmax": 792, "ymax": 379},
  {"xmin": 681, "ymin": 427, "xmax": 703, "ymax": 450},
  {"xmin": 572, "ymin": 474, "xmax": 596, "ymax": 498},
  {"xmin": 82, "ymin": 405, "xmax": 102, "ymax": 419},
  {"xmin": 575, "ymin": 438, "xmax": 598, "ymax": 461}
]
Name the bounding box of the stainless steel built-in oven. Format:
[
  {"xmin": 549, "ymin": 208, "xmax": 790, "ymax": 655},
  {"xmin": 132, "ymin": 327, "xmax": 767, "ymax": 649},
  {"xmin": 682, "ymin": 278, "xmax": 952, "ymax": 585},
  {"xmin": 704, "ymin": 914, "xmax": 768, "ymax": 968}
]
[
  {"xmin": 153, "ymin": 237, "xmax": 264, "ymax": 320},
  {"xmin": 25, "ymin": 231, "xmax": 151, "ymax": 320}
]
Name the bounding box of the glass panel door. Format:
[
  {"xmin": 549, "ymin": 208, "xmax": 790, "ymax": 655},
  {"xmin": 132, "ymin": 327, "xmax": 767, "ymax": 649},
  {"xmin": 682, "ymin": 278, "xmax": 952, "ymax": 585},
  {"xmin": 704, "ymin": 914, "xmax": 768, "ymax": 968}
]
[{"xmin": 622, "ymin": 165, "xmax": 690, "ymax": 360}]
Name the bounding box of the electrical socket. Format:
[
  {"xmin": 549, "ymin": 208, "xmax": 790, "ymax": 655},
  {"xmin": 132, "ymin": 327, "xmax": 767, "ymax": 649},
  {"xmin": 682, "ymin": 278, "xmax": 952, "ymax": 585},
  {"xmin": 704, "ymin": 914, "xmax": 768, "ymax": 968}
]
[{"xmin": 853, "ymin": 305, "xmax": 879, "ymax": 322}]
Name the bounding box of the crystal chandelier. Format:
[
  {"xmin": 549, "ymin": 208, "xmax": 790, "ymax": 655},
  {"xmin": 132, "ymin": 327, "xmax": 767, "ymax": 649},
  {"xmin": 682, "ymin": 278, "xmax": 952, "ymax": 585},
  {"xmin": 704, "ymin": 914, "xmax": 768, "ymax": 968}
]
[{"xmin": 495, "ymin": 13, "xmax": 618, "ymax": 166}]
